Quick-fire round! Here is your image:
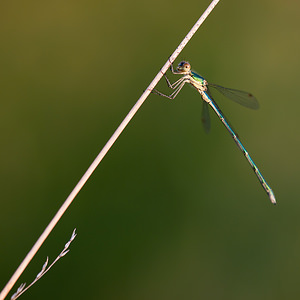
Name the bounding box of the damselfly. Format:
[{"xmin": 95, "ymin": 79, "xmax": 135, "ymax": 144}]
[{"xmin": 152, "ymin": 61, "xmax": 276, "ymax": 204}]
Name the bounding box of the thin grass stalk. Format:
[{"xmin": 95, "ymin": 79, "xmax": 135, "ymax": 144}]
[{"xmin": 0, "ymin": 1, "xmax": 220, "ymax": 299}]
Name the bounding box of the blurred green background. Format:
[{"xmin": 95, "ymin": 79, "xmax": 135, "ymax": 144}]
[{"xmin": 1, "ymin": 0, "xmax": 300, "ymax": 299}]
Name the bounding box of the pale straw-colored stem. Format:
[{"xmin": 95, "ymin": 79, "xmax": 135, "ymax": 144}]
[{"xmin": 0, "ymin": 1, "xmax": 220, "ymax": 299}]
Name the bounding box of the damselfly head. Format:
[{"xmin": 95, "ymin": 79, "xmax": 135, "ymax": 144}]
[{"xmin": 177, "ymin": 61, "xmax": 191, "ymax": 73}]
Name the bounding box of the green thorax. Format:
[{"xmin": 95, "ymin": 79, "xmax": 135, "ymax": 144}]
[{"xmin": 191, "ymin": 71, "xmax": 206, "ymax": 85}]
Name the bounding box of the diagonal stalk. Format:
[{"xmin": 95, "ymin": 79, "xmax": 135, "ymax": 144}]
[{"xmin": 0, "ymin": 1, "xmax": 220, "ymax": 299}]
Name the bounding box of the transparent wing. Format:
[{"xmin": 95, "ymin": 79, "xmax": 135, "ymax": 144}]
[
  {"xmin": 201, "ymin": 101, "xmax": 210, "ymax": 133},
  {"xmin": 206, "ymin": 87, "xmax": 240, "ymax": 138},
  {"xmin": 208, "ymin": 83, "xmax": 259, "ymax": 110}
]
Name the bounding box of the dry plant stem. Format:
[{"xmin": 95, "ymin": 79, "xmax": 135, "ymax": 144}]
[
  {"xmin": 0, "ymin": 1, "xmax": 220, "ymax": 299},
  {"xmin": 11, "ymin": 229, "xmax": 77, "ymax": 300}
]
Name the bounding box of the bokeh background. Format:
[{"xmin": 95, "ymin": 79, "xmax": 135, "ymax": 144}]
[{"xmin": 1, "ymin": 0, "xmax": 299, "ymax": 299}]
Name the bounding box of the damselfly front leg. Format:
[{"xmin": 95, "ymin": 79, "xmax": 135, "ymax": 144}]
[{"xmin": 152, "ymin": 77, "xmax": 190, "ymax": 100}]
